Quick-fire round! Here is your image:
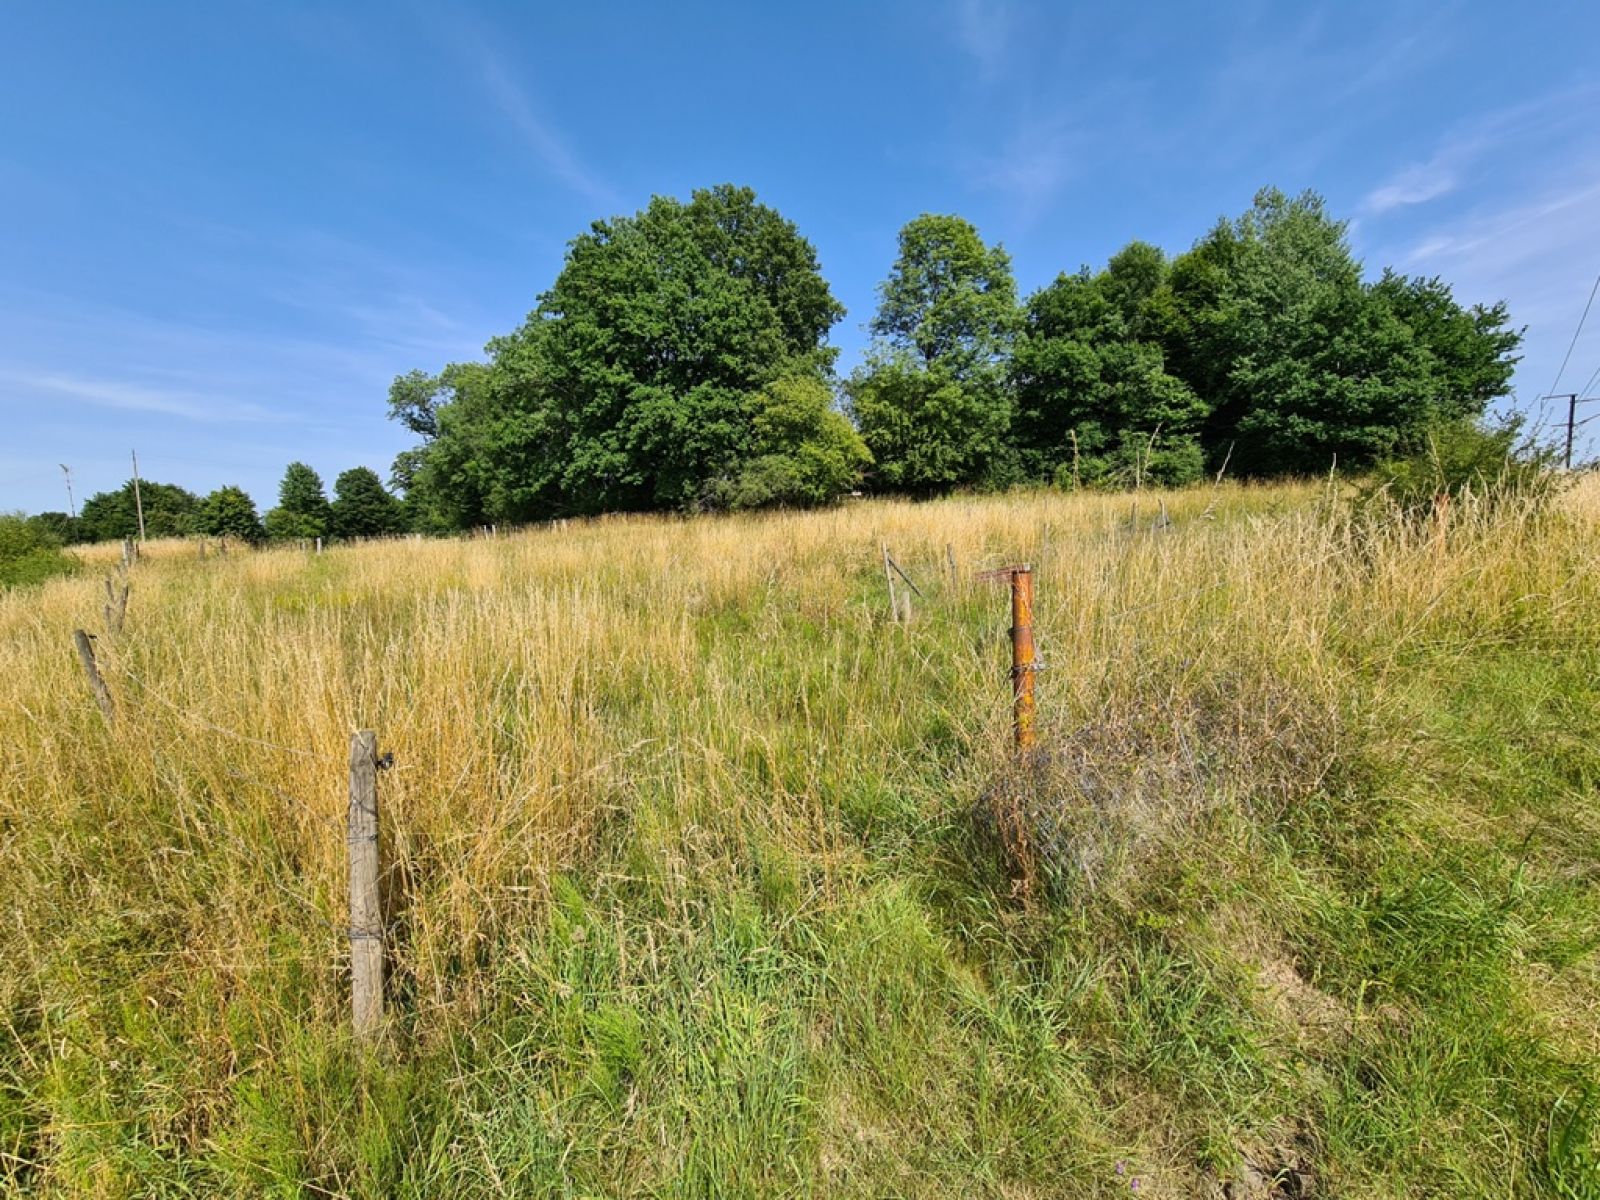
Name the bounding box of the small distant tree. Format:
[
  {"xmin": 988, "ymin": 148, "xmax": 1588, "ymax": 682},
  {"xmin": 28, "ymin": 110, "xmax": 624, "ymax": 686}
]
[
  {"xmin": 198, "ymin": 486, "xmax": 265, "ymax": 543},
  {"xmin": 264, "ymin": 463, "xmax": 331, "ymax": 540},
  {"xmin": 330, "ymin": 467, "xmax": 404, "ymax": 538}
]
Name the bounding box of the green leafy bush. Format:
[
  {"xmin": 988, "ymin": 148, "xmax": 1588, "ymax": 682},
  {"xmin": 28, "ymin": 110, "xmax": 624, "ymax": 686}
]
[
  {"xmin": 0, "ymin": 512, "xmax": 77, "ymax": 588},
  {"xmin": 1365, "ymin": 416, "xmax": 1562, "ymax": 519}
]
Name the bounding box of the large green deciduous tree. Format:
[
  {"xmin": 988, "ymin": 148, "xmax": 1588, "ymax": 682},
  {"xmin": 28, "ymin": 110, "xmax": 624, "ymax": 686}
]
[
  {"xmin": 197, "ymin": 486, "xmax": 265, "ymax": 543},
  {"xmin": 331, "ymin": 467, "xmax": 404, "ymax": 538},
  {"xmin": 264, "ymin": 463, "xmax": 332, "ymax": 540},
  {"xmin": 79, "ymin": 480, "xmax": 199, "ymax": 541},
  {"xmin": 393, "ymin": 185, "xmax": 849, "ymax": 520},
  {"xmin": 849, "ymin": 214, "xmax": 1018, "ymax": 491},
  {"xmin": 1157, "ymin": 188, "xmax": 1522, "ymax": 474}
]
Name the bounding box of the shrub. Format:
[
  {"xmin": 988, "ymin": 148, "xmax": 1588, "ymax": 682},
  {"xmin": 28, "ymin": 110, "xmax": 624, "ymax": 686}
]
[
  {"xmin": 0, "ymin": 513, "xmax": 77, "ymax": 588},
  {"xmin": 1365, "ymin": 416, "xmax": 1562, "ymax": 519}
]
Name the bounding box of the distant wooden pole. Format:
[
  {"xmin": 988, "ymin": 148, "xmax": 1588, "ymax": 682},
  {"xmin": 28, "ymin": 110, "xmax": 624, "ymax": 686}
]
[
  {"xmin": 946, "ymin": 543, "xmax": 958, "ymax": 590},
  {"xmin": 315, "ymin": 537, "xmax": 323, "ymax": 555},
  {"xmin": 121, "ymin": 537, "xmax": 134, "ymax": 569},
  {"xmin": 348, "ymin": 730, "xmax": 384, "ymax": 1037},
  {"xmin": 130, "ymin": 449, "xmax": 147, "ymax": 544},
  {"xmin": 72, "ymin": 629, "xmax": 114, "ymax": 726},
  {"xmin": 882, "ymin": 544, "xmax": 899, "ymax": 622}
]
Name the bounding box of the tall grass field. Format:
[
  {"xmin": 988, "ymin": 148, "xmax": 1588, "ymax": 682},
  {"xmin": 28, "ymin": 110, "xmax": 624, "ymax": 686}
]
[{"xmin": 2, "ymin": 480, "xmax": 1597, "ymax": 1197}]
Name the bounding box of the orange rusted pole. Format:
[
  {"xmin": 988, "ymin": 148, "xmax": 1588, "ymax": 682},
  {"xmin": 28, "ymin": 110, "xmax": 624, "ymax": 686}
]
[
  {"xmin": 1011, "ymin": 566, "xmax": 1036, "ymax": 753},
  {"xmin": 978, "ymin": 563, "xmax": 1038, "ymax": 753}
]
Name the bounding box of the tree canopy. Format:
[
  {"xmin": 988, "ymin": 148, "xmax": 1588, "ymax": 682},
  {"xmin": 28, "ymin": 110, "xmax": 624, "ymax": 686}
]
[
  {"xmin": 198, "ymin": 486, "xmax": 265, "ymax": 543},
  {"xmin": 848, "ymin": 214, "xmax": 1018, "ymax": 492},
  {"xmin": 331, "ymin": 467, "xmax": 404, "ymax": 539},
  {"xmin": 395, "ymin": 185, "xmax": 858, "ymax": 522},
  {"xmin": 370, "ymin": 183, "xmax": 1523, "ymax": 525},
  {"xmin": 264, "ymin": 463, "xmax": 332, "ymax": 540},
  {"xmin": 79, "ymin": 480, "xmax": 199, "ymax": 542}
]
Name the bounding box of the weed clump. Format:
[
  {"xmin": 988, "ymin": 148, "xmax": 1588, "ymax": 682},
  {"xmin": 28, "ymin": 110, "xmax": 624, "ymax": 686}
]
[{"xmin": 978, "ymin": 669, "xmax": 1345, "ymax": 904}]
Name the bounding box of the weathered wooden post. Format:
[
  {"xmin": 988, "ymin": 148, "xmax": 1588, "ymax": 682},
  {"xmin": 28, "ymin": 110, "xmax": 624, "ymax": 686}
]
[
  {"xmin": 348, "ymin": 730, "xmax": 384, "ymax": 1037},
  {"xmin": 72, "ymin": 629, "xmax": 115, "ymax": 726},
  {"xmin": 882, "ymin": 544, "xmax": 899, "ymax": 622},
  {"xmin": 103, "ymin": 574, "xmax": 130, "ymax": 635},
  {"xmin": 978, "ymin": 565, "xmax": 1037, "ymax": 753}
]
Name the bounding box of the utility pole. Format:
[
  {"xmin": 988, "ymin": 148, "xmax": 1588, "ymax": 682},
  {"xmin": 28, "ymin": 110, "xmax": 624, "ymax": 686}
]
[
  {"xmin": 1564, "ymin": 394, "xmax": 1578, "ymax": 471},
  {"xmin": 130, "ymin": 449, "xmax": 147, "ymax": 543},
  {"xmin": 59, "ymin": 464, "xmax": 75, "ymax": 519},
  {"xmin": 1543, "ymin": 394, "xmax": 1599, "ymax": 470}
]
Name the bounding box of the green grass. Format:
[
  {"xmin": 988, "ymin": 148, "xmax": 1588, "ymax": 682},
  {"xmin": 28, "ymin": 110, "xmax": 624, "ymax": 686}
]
[{"xmin": 1, "ymin": 482, "xmax": 1597, "ymax": 1196}]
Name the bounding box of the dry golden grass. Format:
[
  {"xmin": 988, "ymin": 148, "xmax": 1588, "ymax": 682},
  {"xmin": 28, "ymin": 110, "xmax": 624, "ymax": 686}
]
[{"xmin": 3, "ymin": 477, "xmax": 1598, "ymax": 1196}]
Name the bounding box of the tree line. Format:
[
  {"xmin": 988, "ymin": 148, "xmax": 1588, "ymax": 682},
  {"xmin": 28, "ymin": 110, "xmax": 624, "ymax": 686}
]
[
  {"xmin": 388, "ymin": 183, "xmax": 1521, "ymax": 528},
  {"xmin": 29, "ymin": 464, "xmax": 404, "ymax": 545},
  {"xmin": 22, "ymin": 182, "xmax": 1524, "ymax": 545}
]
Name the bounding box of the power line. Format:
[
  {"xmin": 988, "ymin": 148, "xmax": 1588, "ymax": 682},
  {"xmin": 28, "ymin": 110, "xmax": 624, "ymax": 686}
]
[
  {"xmin": 1576, "ymin": 359, "xmax": 1600, "ymax": 404},
  {"xmin": 1546, "ymin": 272, "xmax": 1600, "ymax": 397}
]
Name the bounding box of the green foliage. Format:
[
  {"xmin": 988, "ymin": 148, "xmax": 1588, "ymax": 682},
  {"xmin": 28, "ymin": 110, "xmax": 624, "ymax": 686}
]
[
  {"xmin": 383, "ymin": 186, "xmax": 1521, "ymax": 519},
  {"xmin": 27, "ymin": 511, "xmax": 81, "ymax": 545},
  {"xmin": 0, "ymin": 512, "xmax": 77, "ymax": 587},
  {"xmin": 851, "ymin": 214, "xmax": 1018, "ymax": 491},
  {"xmin": 869, "ymin": 213, "xmax": 1019, "ymax": 371},
  {"xmin": 394, "ymin": 185, "xmax": 846, "ymax": 521},
  {"xmin": 1157, "ymin": 188, "xmax": 1522, "ymax": 474},
  {"xmin": 1366, "ymin": 416, "xmax": 1563, "ymax": 517},
  {"xmin": 264, "ymin": 463, "xmax": 331, "ymax": 540},
  {"xmin": 197, "ymin": 486, "xmax": 265, "ymax": 543},
  {"xmin": 709, "ymin": 376, "xmax": 870, "ymax": 509},
  {"xmin": 78, "ymin": 480, "xmax": 199, "ymax": 541},
  {"xmin": 1013, "ymin": 251, "xmax": 1205, "ymax": 487},
  {"xmin": 847, "ymin": 353, "xmax": 1013, "ymax": 491},
  {"xmin": 331, "ymin": 467, "xmax": 404, "ymax": 539},
  {"xmin": 1371, "ymin": 270, "xmax": 1523, "ymax": 417}
]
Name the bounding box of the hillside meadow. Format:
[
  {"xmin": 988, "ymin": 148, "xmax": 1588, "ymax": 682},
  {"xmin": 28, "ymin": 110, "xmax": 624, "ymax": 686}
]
[{"xmin": 2, "ymin": 479, "xmax": 1597, "ymax": 1197}]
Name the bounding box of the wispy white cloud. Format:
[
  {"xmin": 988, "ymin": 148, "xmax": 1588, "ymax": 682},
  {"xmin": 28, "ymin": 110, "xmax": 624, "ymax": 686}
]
[
  {"xmin": 953, "ymin": 0, "xmax": 1014, "ymax": 80},
  {"xmin": 1362, "ymin": 88, "xmax": 1597, "ymax": 215},
  {"xmin": 1392, "ymin": 172, "xmax": 1600, "ymax": 444},
  {"xmin": 967, "ymin": 117, "xmax": 1081, "ymax": 222},
  {"xmin": 472, "ymin": 42, "xmax": 619, "ymax": 210},
  {"xmin": 3, "ymin": 371, "xmax": 276, "ymax": 423},
  {"xmin": 1364, "ymin": 155, "xmax": 1459, "ymax": 214}
]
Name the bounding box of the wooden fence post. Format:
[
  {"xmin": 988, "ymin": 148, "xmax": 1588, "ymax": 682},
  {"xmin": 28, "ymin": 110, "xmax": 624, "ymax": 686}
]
[
  {"xmin": 882, "ymin": 544, "xmax": 900, "ymax": 622},
  {"xmin": 348, "ymin": 730, "xmax": 384, "ymax": 1037},
  {"xmin": 72, "ymin": 629, "xmax": 114, "ymax": 726},
  {"xmin": 104, "ymin": 574, "xmax": 130, "ymax": 635}
]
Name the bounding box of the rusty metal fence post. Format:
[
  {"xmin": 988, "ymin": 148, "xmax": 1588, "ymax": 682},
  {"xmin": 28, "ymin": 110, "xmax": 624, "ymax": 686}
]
[
  {"xmin": 1011, "ymin": 566, "xmax": 1037, "ymax": 752},
  {"xmin": 978, "ymin": 564, "xmax": 1038, "ymax": 753}
]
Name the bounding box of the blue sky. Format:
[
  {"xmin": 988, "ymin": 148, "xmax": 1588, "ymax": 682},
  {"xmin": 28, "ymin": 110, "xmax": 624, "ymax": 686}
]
[{"xmin": 4, "ymin": 1, "xmax": 1599, "ymax": 514}]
